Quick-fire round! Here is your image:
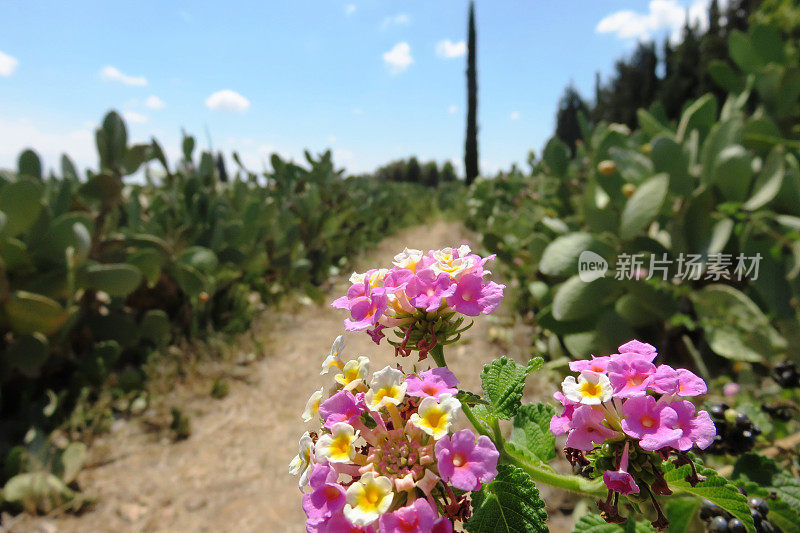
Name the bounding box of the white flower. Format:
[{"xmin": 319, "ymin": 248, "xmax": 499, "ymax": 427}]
[
  {"xmin": 392, "ymin": 248, "xmax": 424, "ymax": 272},
  {"xmin": 432, "ymin": 247, "xmax": 469, "ymax": 278},
  {"xmin": 364, "ymin": 366, "xmax": 407, "ymax": 410},
  {"xmin": 335, "ymin": 356, "xmax": 370, "ymax": 390},
  {"xmin": 302, "ymin": 387, "xmax": 324, "ymax": 422},
  {"xmin": 562, "ymin": 372, "xmax": 613, "ymax": 405},
  {"xmin": 409, "ymin": 393, "xmax": 461, "ymax": 439},
  {"xmin": 344, "ymin": 472, "xmax": 394, "ymax": 526},
  {"xmin": 315, "ymin": 422, "xmax": 358, "ymax": 463},
  {"xmin": 288, "ymin": 432, "xmax": 315, "ymax": 488},
  {"xmin": 321, "ymin": 335, "xmax": 346, "ymax": 375}
]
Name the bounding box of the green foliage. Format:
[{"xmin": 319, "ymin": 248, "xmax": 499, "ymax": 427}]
[
  {"xmin": 662, "ymin": 461, "xmax": 755, "ymax": 532},
  {"xmin": 475, "ymin": 357, "xmax": 542, "ymax": 421},
  {"xmin": 467, "ymin": 20, "xmax": 800, "ymax": 367},
  {"xmin": 571, "ymin": 513, "xmax": 651, "ymax": 533},
  {"xmin": 464, "ymin": 464, "xmax": 548, "ymax": 533},
  {"xmin": 509, "ymin": 403, "xmax": 556, "ymax": 462},
  {"xmin": 731, "ymin": 454, "xmax": 800, "ymax": 533},
  {"xmin": 0, "ymin": 110, "xmax": 444, "ymax": 494}
]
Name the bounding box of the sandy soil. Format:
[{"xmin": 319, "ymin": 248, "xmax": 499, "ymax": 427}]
[{"xmin": 8, "ymin": 220, "xmax": 577, "ymax": 533}]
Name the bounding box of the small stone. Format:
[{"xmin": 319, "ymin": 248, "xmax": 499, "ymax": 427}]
[{"xmin": 117, "ymin": 502, "xmax": 148, "ymax": 522}]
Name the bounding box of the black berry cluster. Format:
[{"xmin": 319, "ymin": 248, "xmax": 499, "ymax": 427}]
[
  {"xmin": 705, "ymin": 404, "xmax": 761, "ymax": 455},
  {"xmin": 772, "ymin": 361, "xmax": 800, "ymax": 389},
  {"xmin": 701, "ymin": 495, "xmax": 777, "ymax": 533}
]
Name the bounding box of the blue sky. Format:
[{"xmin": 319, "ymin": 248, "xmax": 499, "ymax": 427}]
[{"xmin": 0, "ymin": 1, "xmax": 716, "ymax": 176}]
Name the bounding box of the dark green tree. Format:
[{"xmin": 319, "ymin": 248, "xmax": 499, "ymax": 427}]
[
  {"xmin": 464, "ymin": 1, "xmax": 479, "ymax": 185},
  {"xmin": 407, "ymin": 157, "xmax": 421, "ymax": 184},
  {"xmin": 555, "ymin": 84, "xmax": 590, "ymax": 155},
  {"xmin": 421, "ymin": 161, "xmax": 440, "ymax": 187},
  {"xmin": 441, "ymin": 161, "xmax": 457, "ymax": 182}
]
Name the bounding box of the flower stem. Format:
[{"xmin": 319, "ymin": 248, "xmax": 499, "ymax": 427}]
[
  {"xmin": 501, "ymin": 448, "xmax": 607, "ymax": 498},
  {"xmin": 430, "ymin": 343, "xmax": 447, "ymax": 367}
]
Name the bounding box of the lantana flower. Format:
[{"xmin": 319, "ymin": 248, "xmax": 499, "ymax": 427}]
[
  {"xmin": 435, "ymin": 429, "xmax": 499, "ymax": 491},
  {"xmin": 291, "ymin": 336, "xmax": 499, "ymax": 531},
  {"xmin": 321, "ymin": 335, "xmax": 346, "ymax": 375},
  {"xmin": 302, "ymin": 387, "xmax": 325, "ymax": 422},
  {"xmin": 551, "ymin": 339, "xmax": 715, "ymax": 529},
  {"xmin": 332, "ymin": 246, "xmax": 505, "ymax": 358},
  {"xmin": 335, "ymin": 356, "xmax": 370, "ymax": 390},
  {"xmin": 289, "ymin": 431, "xmax": 315, "ymax": 488},
  {"xmin": 409, "ymin": 394, "xmax": 462, "ymax": 440}
]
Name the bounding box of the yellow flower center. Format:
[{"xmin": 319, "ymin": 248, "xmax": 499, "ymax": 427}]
[
  {"xmin": 579, "ymin": 381, "xmax": 603, "ymax": 398},
  {"xmin": 329, "ymin": 434, "xmax": 352, "ymax": 460},
  {"xmin": 357, "ymin": 484, "xmax": 384, "ymax": 512},
  {"xmin": 373, "ymin": 386, "xmax": 398, "ymax": 405},
  {"xmin": 423, "ymin": 407, "xmax": 447, "ymax": 432}
]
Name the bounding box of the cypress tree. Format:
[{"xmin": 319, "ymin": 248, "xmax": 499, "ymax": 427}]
[{"xmin": 464, "ymin": 1, "xmax": 479, "ymax": 185}]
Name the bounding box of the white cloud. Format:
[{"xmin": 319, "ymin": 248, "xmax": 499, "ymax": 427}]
[
  {"xmin": 382, "ymin": 13, "xmax": 410, "ymax": 29},
  {"xmin": 448, "ymin": 105, "xmax": 457, "ymax": 114},
  {"xmin": 596, "ymin": 0, "xmax": 720, "ymax": 42},
  {"xmin": 345, "ymin": 4, "xmax": 356, "ymax": 16},
  {"xmin": 382, "ymin": 42, "xmax": 413, "ymax": 74},
  {"xmin": 436, "ymin": 39, "xmax": 467, "ymax": 59},
  {"xmin": 352, "ymin": 107, "xmax": 364, "ymax": 115},
  {"xmin": 144, "ymin": 95, "xmax": 165, "ymax": 110},
  {"xmin": 510, "ymin": 111, "xmax": 521, "ymax": 121},
  {"xmin": 328, "ymin": 135, "xmax": 337, "ymax": 143},
  {"xmin": 100, "ymin": 65, "xmax": 148, "ymax": 87},
  {"xmin": 205, "ymin": 89, "xmax": 250, "ymax": 112},
  {"xmin": 0, "ymin": 51, "xmax": 18, "ymax": 77},
  {"xmin": 0, "ymin": 114, "xmax": 94, "ymax": 173},
  {"xmin": 123, "ymin": 111, "xmax": 148, "ymax": 124}
]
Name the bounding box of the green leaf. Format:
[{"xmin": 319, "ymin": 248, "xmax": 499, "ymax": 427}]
[
  {"xmin": 676, "ymin": 94, "xmax": 717, "ymax": 142},
  {"xmin": 664, "ymin": 496, "xmax": 702, "ymax": 533},
  {"xmin": 553, "ymin": 276, "xmax": 619, "ymax": 321},
  {"xmin": 571, "ymin": 513, "xmax": 651, "ymax": 533},
  {"xmin": 509, "ymin": 403, "xmax": 556, "ymax": 462},
  {"xmin": 692, "ymin": 284, "xmax": 786, "ymax": 362},
  {"xmin": 619, "ymin": 173, "xmax": 669, "ymax": 240},
  {"xmin": 18, "ymin": 149, "xmax": 42, "ymax": 180},
  {"xmin": 543, "ymin": 137, "xmax": 570, "ymax": 177},
  {"xmin": 744, "ymin": 146, "xmax": 785, "ymax": 210},
  {"xmin": 708, "ymin": 60, "xmax": 746, "ymax": 93},
  {"xmin": 4, "ymin": 291, "xmax": 69, "ymax": 335},
  {"xmin": 59, "ymin": 442, "xmax": 88, "ymax": 484},
  {"xmin": 0, "ymin": 179, "xmax": 43, "ymax": 237},
  {"xmin": 539, "ymin": 233, "xmax": 613, "ymax": 277},
  {"xmin": 455, "ymin": 390, "xmax": 490, "ymax": 406},
  {"xmin": 729, "ymin": 30, "xmax": 761, "ymax": 73},
  {"xmin": 82, "ymin": 263, "xmax": 143, "ymax": 297},
  {"xmin": 465, "ymin": 464, "xmax": 548, "ymax": 533},
  {"xmin": 609, "ymin": 147, "xmax": 653, "ymax": 184},
  {"xmin": 5, "ymin": 332, "xmax": 49, "ymax": 378},
  {"xmin": 731, "ymin": 454, "xmax": 800, "ymax": 533},
  {"xmin": 636, "ymin": 109, "xmax": 671, "ymax": 138},
  {"xmin": 478, "ymin": 357, "xmax": 541, "ymax": 420},
  {"xmin": 650, "ymin": 136, "xmax": 692, "ymax": 196},
  {"xmin": 662, "ymin": 461, "xmax": 755, "ymax": 533},
  {"xmin": 140, "ymin": 309, "xmax": 171, "ymax": 348}
]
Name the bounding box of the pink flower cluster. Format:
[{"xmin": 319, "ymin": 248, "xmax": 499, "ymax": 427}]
[
  {"xmin": 332, "ymin": 246, "xmax": 504, "ymax": 339},
  {"xmin": 550, "ymin": 340, "xmax": 715, "ymax": 495},
  {"xmin": 291, "ymin": 340, "xmax": 500, "ymax": 532}
]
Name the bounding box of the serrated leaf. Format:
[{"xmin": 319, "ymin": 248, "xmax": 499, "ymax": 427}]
[
  {"xmin": 465, "ymin": 464, "xmax": 548, "ymax": 533},
  {"xmin": 478, "ymin": 357, "xmax": 542, "ymax": 420},
  {"xmin": 732, "ymin": 454, "xmax": 800, "ymax": 533},
  {"xmin": 662, "ymin": 461, "xmax": 755, "ymax": 533},
  {"xmin": 571, "ymin": 513, "xmax": 651, "ymax": 533},
  {"xmin": 455, "ymin": 390, "xmax": 490, "ymax": 406},
  {"xmin": 664, "ymin": 496, "xmax": 702, "ymax": 533},
  {"xmin": 509, "ymin": 403, "xmax": 556, "ymax": 462}
]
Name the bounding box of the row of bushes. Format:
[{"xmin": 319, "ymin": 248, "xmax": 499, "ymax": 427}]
[
  {"xmin": 0, "ymin": 112, "xmax": 443, "ymax": 507},
  {"xmin": 466, "ymin": 23, "xmax": 800, "ymax": 375}
]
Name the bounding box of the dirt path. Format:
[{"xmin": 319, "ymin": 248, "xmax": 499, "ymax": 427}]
[{"xmin": 11, "ymin": 220, "xmax": 572, "ymax": 533}]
